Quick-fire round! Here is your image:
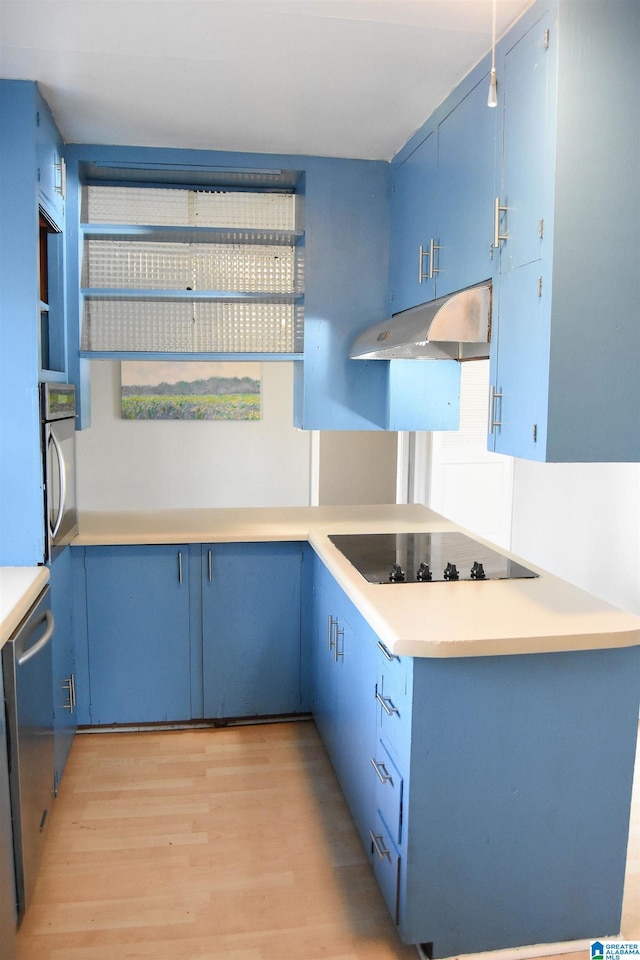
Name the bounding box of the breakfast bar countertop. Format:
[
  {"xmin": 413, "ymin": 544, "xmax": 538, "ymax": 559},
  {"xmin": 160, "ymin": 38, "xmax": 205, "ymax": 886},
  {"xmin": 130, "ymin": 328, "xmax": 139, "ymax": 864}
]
[{"xmin": 71, "ymin": 504, "xmax": 640, "ymax": 658}]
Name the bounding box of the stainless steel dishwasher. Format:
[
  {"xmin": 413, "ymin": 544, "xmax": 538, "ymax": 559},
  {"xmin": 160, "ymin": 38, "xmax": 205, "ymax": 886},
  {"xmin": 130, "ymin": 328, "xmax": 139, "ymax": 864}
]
[{"xmin": 2, "ymin": 585, "xmax": 55, "ymax": 921}]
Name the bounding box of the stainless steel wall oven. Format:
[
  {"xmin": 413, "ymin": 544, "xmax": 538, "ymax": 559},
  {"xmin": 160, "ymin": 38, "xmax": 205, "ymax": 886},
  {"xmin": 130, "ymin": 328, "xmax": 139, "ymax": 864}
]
[{"xmin": 40, "ymin": 382, "xmax": 78, "ymax": 562}]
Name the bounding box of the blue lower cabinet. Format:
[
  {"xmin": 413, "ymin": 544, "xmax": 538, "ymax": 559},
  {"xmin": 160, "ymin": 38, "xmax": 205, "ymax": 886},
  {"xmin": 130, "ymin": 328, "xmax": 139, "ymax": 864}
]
[
  {"xmin": 370, "ymin": 811, "xmax": 401, "ymax": 925},
  {"xmin": 311, "ymin": 560, "xmax": 640, "ymax": 957},
  {"xmin": 310, "ymin": 556, "xmax": 377, "ymax": 850},
  {"xmin": 49, "ymin": 547, "xmax": 77, "ymax": 788},
  {"xmin": 83, "ymin": 544, "xmax": 192, "ymax": 724},
  {"xmin": 201, "ymin": 542, "xmax": 304, "ymax": 719},
  {"xmin": 371, "ymin": 739, "xmax": 403, "ymax": 847},
  {"xmin": 396, "ymin": 648, "xmax": 640, "ymax": 956}
]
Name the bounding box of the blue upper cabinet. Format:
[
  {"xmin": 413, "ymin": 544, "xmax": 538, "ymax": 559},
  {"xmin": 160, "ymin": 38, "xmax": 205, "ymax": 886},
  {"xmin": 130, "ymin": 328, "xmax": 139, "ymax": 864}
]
[
  {"xmin": 435, "ymin": 76, "xmax": 496, "ymax": 297},
  {"xmin": 389, "ymin": 72, "xmax": 496, "ymax": 313},
  {"xmin": 489, "ymin": 0, "xmax": 640, "ymax": 461},
  {"xmin": 389, "ymin": 131, "xmax": 437, "ymax": 313},
  {"xmin": 36, "ymin": 91, "xmax": 65, "ymax": 229}
]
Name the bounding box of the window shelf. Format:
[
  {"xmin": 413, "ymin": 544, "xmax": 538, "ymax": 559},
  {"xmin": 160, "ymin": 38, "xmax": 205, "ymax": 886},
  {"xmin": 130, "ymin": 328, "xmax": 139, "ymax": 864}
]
[
  {"xmin": 81, "ymin": 289, "xmax": 304, "ymax": 303},
  {"xmin": 81, "ymin": 223, "xmax": 304, "ymax": 246},
  {"xmin": 78, "ymin": 350, "xmax": 304, "ymax": 361}
]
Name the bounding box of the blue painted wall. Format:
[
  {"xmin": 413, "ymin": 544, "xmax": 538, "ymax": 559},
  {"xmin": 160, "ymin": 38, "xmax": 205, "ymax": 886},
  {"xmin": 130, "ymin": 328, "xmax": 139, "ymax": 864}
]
[{"xmin": 0, "ymin": 81, "xmax": 46, "ymax": 565}]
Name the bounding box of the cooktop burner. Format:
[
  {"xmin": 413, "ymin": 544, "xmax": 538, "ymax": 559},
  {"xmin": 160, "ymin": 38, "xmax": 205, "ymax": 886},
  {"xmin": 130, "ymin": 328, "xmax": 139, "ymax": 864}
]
[{"xmin": 328, "ymin": 531, "xmax": 538, "ymax": 584}]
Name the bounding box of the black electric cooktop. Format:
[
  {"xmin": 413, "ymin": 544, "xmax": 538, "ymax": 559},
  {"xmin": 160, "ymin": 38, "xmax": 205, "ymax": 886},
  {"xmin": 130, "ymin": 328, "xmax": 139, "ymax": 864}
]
[{"xmin": 328, "ymin": 531, "xmax": 538, "ymax": 584}]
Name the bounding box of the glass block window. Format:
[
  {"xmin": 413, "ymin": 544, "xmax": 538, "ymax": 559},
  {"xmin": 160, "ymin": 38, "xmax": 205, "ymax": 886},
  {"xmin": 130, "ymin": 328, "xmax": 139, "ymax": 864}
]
[
  {"xmin": 81, "ymin": 301, "xmax": 304, "ymax": 354},
  {"xmin": 80, "ymin": 185, "xmax": 303, "ymax": 355}
]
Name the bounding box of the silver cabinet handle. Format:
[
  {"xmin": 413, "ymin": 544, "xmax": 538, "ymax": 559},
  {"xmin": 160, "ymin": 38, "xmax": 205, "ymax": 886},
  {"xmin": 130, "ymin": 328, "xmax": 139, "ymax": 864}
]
[
  {"xmin": 428, "ymin": 237, "xmax": 441, "ymax": 279},
  {"xmin": 62, "ymin": 673, "xmax": 76, "ymax": 712},
  {"xmin": 334, "ymin": 623, "xmax": 344, "ymax": 662},
  {"xmin": 489, "ymin": 384, "xmax": 503, "ymax": 434},
  {"xmin": 54, "ymin": 157, "xmax": 66, "ymax": 199},
  {"xmin": 418, "ymin": 244, "xmax": 429, "ymax": 283},
  {"xmin": 419, "ymin": 239, "xmax": 441, "ymax": 282},
  {"xmin": 327, "ymin": 616, "xmax": 344, "ymax": 661},
  {"xmin": 376, "ymin": 691, "xmax": 399, "ymax": 716},
  {"xmin": 370, "ymin": 757, "xmax": 393, "ymax": 785},
  {"xmin": 327, "ymin": 614, "xmax": 336, "ymax": 651},
  {"xmin": 369, "ymin": 830, "xmax": 392, "ymax": 861},
  {"xmin": 208, "ymin": 549, "xmax": 213, "ymax": 583},
  {"xmin": 18, "ymin": 610, "xmax": 55, "ymax": 666},
  {"xmin": 376, "ymin": 640, "xmax": 398, "ymax": 662},
  {"xmin": 48, "ymin": 430, "xmax": 67, "ymax": 540},
  {"xmin": 494, "ymin": 197, "xmax": 509, "ymax": 248},
  {"xmin": 178, "ymin": 551, "xmax": 183, "ymax": 584}
]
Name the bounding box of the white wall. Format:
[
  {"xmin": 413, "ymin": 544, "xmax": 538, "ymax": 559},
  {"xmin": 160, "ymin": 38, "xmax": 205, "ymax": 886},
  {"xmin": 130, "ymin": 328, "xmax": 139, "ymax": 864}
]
[
  {"xmin": 423, "ymin": 361, "xmax": 640, "ymax": 616},
  {"xmin": 76, "ymin": 361, "xmax": 313, "ymax": 510},
  {"xmin": 316, "ymin": 431, "xmax": 398, "ymax": 506},
  {"xmin": 511, "ymin": 461, "xmax": 640, "ymax": 616}
]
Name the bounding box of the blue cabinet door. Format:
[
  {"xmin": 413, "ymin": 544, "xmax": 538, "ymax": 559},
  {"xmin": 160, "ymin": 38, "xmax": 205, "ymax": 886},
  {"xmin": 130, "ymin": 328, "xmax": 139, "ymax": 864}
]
[
  {"xmin": 336, "ymin": 606, "xmax": 377, "ymax": 851},
  {"xmin": 310, "ymin": 557, "xmax": 377, "ymax": 849},
  {"xmin": 389, "ymin": 131, "xmax": 437, "ymax": 313},
  {"xmin": 202, "ymin": 542, "xmax": 303, "ymax": 719},
  {"xmin": 497, "ymin": 14, "xmax": 550, "ymax": 275},
  {"xmin": 84, "ymin": 545, "xmax": 192, "ymax": 724},
  {"xmin": 49, "ymin": 547, "xmax": 77, "ymax": 789},
  {"xmin": 436, "ymin": 75, "xmax": 496, "ymax": 296},
  {"xmin": 310, "ymin": 573, "xmax": 341, "ymax": 769},
  {"xmin": 35, "ymin": 88, "xmax": 65, "ymax": 228},
  {"xmin": 489, "ymin": 261, "xmax": 549, "ymax": 459}
]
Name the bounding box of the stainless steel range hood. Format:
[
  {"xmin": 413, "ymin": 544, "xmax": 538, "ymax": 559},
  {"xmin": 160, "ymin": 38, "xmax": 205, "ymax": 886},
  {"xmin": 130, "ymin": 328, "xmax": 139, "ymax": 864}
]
[{"xmin": 349, "ymin": 281, "xmax": 492, "ymax": 361}]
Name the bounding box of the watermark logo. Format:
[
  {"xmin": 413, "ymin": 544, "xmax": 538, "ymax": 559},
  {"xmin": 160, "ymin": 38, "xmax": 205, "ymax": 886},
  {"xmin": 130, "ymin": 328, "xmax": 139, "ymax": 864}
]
[{"xmin": 591, "ymin": 942, "xmax": 640, "ymax": 960}]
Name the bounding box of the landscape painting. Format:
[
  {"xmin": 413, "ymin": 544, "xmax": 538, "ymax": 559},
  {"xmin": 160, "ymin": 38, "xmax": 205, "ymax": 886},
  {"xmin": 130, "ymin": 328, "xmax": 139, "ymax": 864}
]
[{"xmin": 120, "ymin": 361, "xmax": 261, "ymax": 420}]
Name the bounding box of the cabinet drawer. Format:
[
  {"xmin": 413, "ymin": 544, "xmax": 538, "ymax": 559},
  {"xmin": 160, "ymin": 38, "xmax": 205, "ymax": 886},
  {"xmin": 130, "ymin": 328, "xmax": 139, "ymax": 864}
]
[
  {"xmin": 375, "ymin": 638, "xmax": 407, "ymax": 690},
  {"xmin": 371, "ymin": 739, "xmax": 403, "ymax": 845},
  {"xmin": 376, "ymin": 663, "xmax": 410, "ymax": 765},
  {"xmin": 369, "ymin": 811, "xmax": 401, "ymax": 925}
]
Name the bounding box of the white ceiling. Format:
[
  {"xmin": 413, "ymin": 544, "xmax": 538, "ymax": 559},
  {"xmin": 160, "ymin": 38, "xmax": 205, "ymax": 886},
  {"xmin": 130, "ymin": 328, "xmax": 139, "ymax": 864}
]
[{"xmin": 0, "ymin": 0, "xmax": 533, "ymax": 162}]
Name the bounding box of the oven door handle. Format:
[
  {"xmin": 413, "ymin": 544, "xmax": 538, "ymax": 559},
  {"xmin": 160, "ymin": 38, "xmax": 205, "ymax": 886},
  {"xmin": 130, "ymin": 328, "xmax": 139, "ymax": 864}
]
[
  {"xmin": 17, "ymin": 610, "xmax": 55, "ymax": 666},
  {"xmin": 48, "ymin": 429, "xmax": 67, "ymax": 540}
]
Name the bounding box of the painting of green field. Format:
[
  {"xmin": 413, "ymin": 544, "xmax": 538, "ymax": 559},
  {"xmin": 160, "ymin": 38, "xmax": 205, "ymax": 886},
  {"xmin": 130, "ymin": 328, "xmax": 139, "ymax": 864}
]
[{"xmin": 120, "ymin": 361, "xmax": 261, "ymax": 420}]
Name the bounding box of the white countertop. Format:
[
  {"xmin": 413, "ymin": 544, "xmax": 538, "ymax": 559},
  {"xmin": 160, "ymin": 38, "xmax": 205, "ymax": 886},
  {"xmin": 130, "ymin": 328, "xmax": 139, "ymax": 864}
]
[
  {"xmin": 73, "ymin": 505, "xmax": 640, "ymax": 658},
  {"xmin": 0, "ymin": 567, "xmax": 50, "ymax": 649}
]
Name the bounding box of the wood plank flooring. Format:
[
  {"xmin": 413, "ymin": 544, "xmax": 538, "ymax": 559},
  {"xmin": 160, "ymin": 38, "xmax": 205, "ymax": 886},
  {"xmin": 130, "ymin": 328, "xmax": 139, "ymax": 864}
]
[{"xmin": 17, "ymin": 720, "xmax": 640, "ymax": 960}]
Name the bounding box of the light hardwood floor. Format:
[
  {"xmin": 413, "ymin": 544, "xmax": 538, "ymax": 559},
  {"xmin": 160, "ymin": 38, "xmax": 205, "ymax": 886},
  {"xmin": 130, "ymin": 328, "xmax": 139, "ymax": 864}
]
[{"xmin": 17, "ymin": 720, "xmax": 640, "ymax": 960}]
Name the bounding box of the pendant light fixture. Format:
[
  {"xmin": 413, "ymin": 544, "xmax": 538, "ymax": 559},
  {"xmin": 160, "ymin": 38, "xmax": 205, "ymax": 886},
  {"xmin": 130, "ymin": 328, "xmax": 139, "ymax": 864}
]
[{"xmin": 487, "ymin": 0, "xmax": 498, "ymax": 107}]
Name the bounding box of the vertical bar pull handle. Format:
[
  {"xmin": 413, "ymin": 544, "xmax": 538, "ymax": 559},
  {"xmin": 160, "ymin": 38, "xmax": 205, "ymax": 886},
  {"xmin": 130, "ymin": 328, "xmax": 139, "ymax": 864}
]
[
  {"xmin": 489, "ymin": 384, "xmax": 503, "ymax": 434},
  {"xmin": 494, "ymin": 197, "xmax": 509, "ymax": 248},
  {"xmin": 54, "ymin": 157, "xmax": 66, "ymax": 199},
  {"xmin": 178, "ymin": 551, "xmax": 183, "ymax": 584},
  {"xmin": 208, "ymin": 549, "xmax": 213, "ymax": 583},
  {"xmin": 334, "ymin": 624, "xmax": 344, "ymax": 662},
  {"xmin": 428, "ymin": 237, "xmax": 441, "ymax": 279},
  {"xmin": 48, "ymin": 430, "xmax": 67, "ymax": 540},
  {"xmin": 327, "ymin": 615, "xmax": 336, "ymax": 652},
  {"xmin": 418, "ymin": 245, "xmax": 429, "ymax": 283}
]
